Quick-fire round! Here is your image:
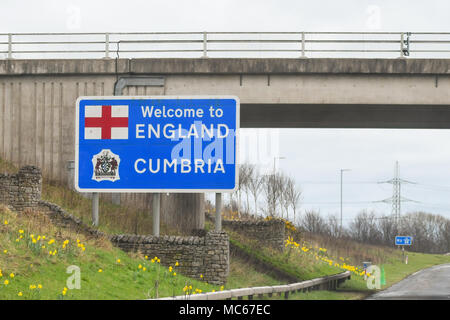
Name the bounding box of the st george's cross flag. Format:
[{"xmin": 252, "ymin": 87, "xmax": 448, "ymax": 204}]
[{"xmin": 84, "ymin": 105, "xmax": 128, "ymax": 139}]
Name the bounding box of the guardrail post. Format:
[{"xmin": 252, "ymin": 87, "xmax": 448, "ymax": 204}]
[
  {"xmin": 399, "ymin": 32, "xmax": 404, "ymax": 58},
  {"xmin": 301, "ymin": 32, "xmax": 306, "ymax": 58},
  {"xmin": 202, "ymin": 31, "xmax": 208, "ymax": 58},
  {"xmin": 7, "ymin": 34, "xmax": 12, "ymax": 59},
  {"xmin": 104, "ymin": 33, "xmax": 110, "ymax": 59}
]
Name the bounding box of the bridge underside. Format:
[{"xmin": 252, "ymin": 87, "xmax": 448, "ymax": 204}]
[{"xmin": 241, "ymin": 104, "xmax": 450, "ymax": 129}]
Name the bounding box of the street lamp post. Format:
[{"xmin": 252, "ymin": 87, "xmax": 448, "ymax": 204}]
[
  {"xmin": 340, "ymin": 169, "xmax": 351, "ymax": 235},
  {"xmin": 273, "ymin": 156, "xmax": 286, "ymax": 174}
]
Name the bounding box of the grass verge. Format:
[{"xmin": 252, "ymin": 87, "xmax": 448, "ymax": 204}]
[{"xmin": 0, "ymin": 205, "xmax": 219, "ymax": 299}]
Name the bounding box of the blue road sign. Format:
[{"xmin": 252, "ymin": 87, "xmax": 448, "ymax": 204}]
[
  {"xmin": 395, "ymin": 236, "xmax": 413, "ymax": 246},
  {"xmin": 75, "ymin": 96, "xmax": 239, "ymax": 193}
]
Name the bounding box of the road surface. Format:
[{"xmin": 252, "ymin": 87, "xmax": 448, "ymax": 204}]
[{"xmin": 368, "ymin": 263, "xmax": 450, "ymax": 300}]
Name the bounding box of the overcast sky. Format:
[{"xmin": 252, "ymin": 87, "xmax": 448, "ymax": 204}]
[
  {"xmin": 2, "ymin": 1, "xmax": 450, "ymax": 223},
  {"xmin": 1, "ymin": 0, "xmax": 450, "ymax": 32}
]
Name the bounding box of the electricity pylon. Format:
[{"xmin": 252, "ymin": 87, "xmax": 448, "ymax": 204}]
[{"xmin": 376, "ymin": 161, "xmax": 418, "ymax": 224}]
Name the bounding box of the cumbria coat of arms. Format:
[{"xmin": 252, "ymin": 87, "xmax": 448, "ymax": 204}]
[{"xmin": 91, "ymin": 149, "xmax": 120, "ymax": 182}]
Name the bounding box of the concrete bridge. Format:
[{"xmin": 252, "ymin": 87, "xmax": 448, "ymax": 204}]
[{"xmin": 1, "ymin": 57, "xmax": 449, "ymax": 232}]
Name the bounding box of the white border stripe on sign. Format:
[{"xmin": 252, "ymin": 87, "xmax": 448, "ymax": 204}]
[{"xmin": 75, "ymin": 95, "xmax": 240, "ymax": 193}]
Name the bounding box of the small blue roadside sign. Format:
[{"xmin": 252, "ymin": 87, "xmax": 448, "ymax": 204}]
[
  {"xmin": 75, "ymin": 96, "xmax": 239, "ymax": 193},
  {"xmin": 395, "ymin": 236, "xmax": 413, "ymax": 246}
]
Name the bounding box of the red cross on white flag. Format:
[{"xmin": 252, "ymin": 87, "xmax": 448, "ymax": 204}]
[{"xmin": 84, "ymin": 105, "xmax": 128, "ymax": 139}]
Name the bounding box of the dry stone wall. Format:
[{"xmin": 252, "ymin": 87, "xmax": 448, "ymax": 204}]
[
  {"xmin": 0, "ymin": 166, "xmax": 230, "ymax": 285},
  {"xmin": 110, "ymin": 232, "xmax": 229, "ymax": 285},
  {"xmin": 38, "ymin": 200, "xmax": 107, "ymax": 239},
  {"xmin": 208, "ymin": 214, "xmax": 286, "ymax": 251},
  {"xmin": 0, "ymin": 166, "xmax": 41, "ymax": 211},
  {"xmin": 223, "ymin": 219, "xmax": 285, "ymax": 251}
]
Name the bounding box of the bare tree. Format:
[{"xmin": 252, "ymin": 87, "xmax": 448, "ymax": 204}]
[
  {"xmin": 237, "ymin": 163, "xmax": 253, "ymax": 217},
  {"xmin": 326, "ymin": 214, "xmax": 341, "ymax": 238},
  {"xmin": 243, "ymin": 164, "xmax": 255, "ymax": 215},
  {"xmin": 301, "ymin": 210, "xmax": 326, "ymax": 234},
  {"xmin": 349, "ymin": 210, "xmax": 381, "ymax": 244},
  {"xmin": 278, "ymin": 174, "xmax": 289, "ymax": 219},
  {"xmin": 262, "ymin": 172, "xmax": 284, "ymax": 217},
  {"xmin": 247, "ymin": 167, "xmax": 263, "ymax": 216},
  {"xmin": 285, "ymin": 178, "xmax": 301, "ymax": 223},
  {"xmin": 377, "ymin": 215, "xmax": 397, "ymax": 245}
]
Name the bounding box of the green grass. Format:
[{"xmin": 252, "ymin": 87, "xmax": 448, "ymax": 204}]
[
  {"xmin": 273, "ymin": 250, "xmax": 450, "ymax": 300},
  {"xmin": 337, "ymin": 250, "xmax": 450, "ymax": 298},
  {"xmin": 0, "ymin": 205, "xmax": 219, "ymax": 300},
  {"xmin": 226, "ymin": 254, "xmax": 283, "ymax": 288},
  {"xmin": 217, "ymin": 220, "xmax": 450, "ymax": 301},
  {"xmin": 228, "ymin": 231, "xmax": 344, "ymax": 282},
  {"xmin": 3, "ymin": 157, "xmax": 450, "ymax": 300}
]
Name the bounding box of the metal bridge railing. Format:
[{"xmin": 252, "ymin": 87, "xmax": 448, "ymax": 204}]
[{"xmin": 0, "ymin": 32, "xmax": 450, "ymax": 59}]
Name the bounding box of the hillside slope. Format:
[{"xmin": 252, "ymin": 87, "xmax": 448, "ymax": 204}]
[
  {"xmin": 2, "ymin": 157, "xmax": 449, "ymax": 300},
  {"xmin": 0, "ymin": 205, "xmax": 220, "ymax": 299}
]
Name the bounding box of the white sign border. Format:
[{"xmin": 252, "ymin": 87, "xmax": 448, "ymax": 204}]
[
  {"xmin": 395, "ymin": 236, "xmax": 413, "ymax": 245},
  {"xmin": 75, "ymin": 95, "xmax": 240, "ymax": 193}
]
